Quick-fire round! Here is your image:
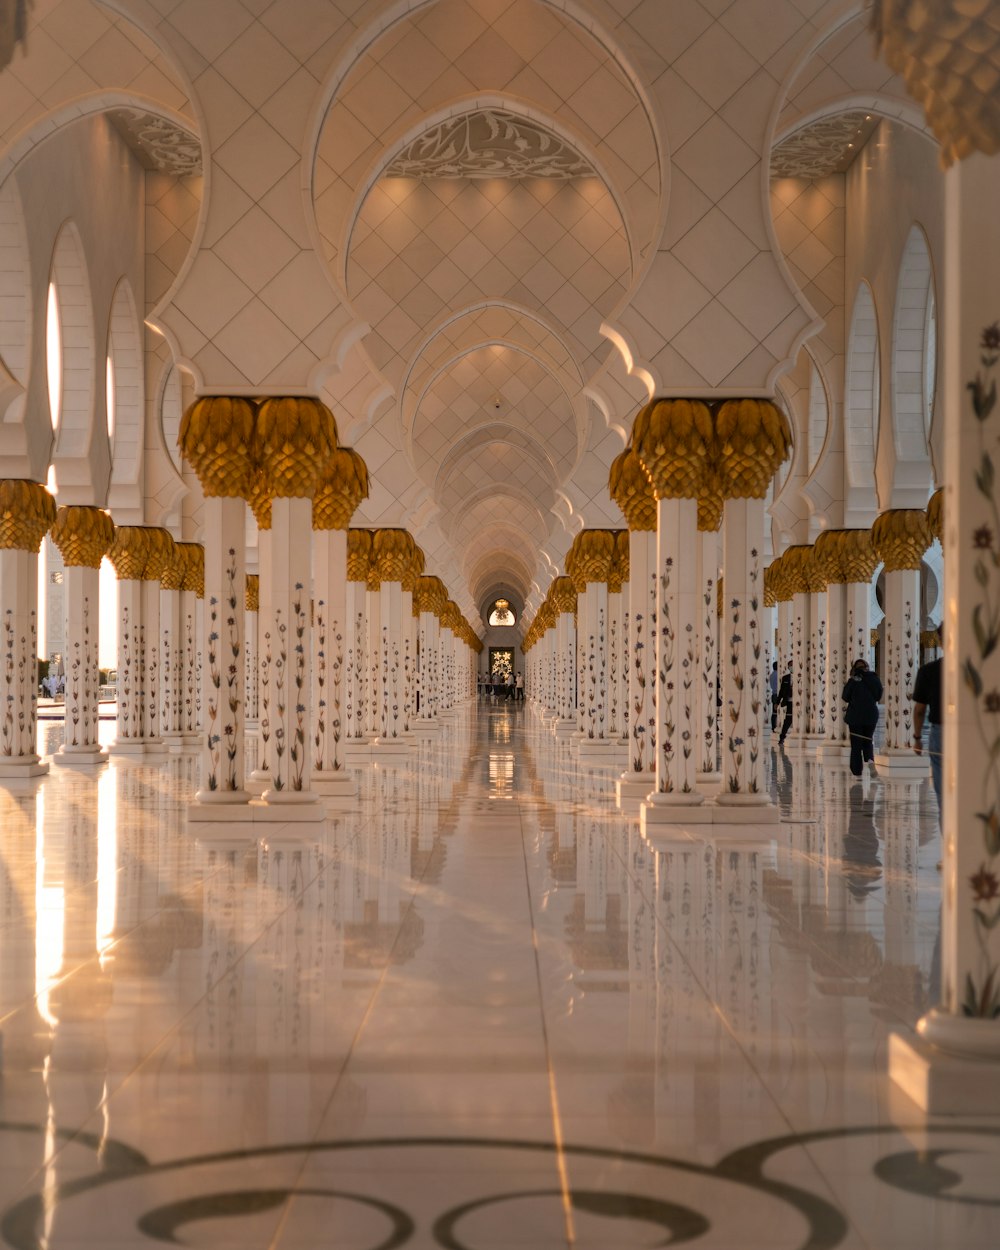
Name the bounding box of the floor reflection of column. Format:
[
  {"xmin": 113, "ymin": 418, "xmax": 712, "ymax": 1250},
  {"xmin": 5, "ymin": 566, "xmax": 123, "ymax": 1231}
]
[{"xmin": 0, "ymin": 783, "xmax": 49, "ymax": 1066}]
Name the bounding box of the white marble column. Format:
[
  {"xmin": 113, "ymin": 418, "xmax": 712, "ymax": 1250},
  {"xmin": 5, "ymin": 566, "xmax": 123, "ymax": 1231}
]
[
  {"xmin": 312, "ymin": 528, "xmax": 355, "ymax": 797},
  {"xmin": 159, "ymin": 568, "xmax": 186, "ymax": 751},
  {"xmin": 552, "ymin": 579, "xmax": 577, "ymax": 735},
  {"xmin": 0, "ymin": 542, "xmax": 47, "ymax": 779},
  {"xmin": 872, "ymin": 510, "xmax": 930, "ymax": 779},
  {"xmin": 193, "ymin": 497, "xmax": 249, "ymax": 808},
  {"xmin": 244, "ymin": 575, "xmax": 259, "ymax": 729},
  {"xmin": 695, "ymin": 523, "xmax": 720, "ymax": 788},
  {"xmin": 890, "ymin": 152, "xmax": 1000, "ymax": 1109},
  {"xmin": 177, "ymin": 544, "xmax": 202, "ymax": 747},
  {"xmin": 49, "ymin": 505, "xmax": 114, "ymax": 768},
  {"xmin": 715, "ymin": 496, "xmax": 776, "ymax": 819},
  {"xmin": 259, "ymin": 496, "xmax": 320, "ymax": 813},
  {"xmin": 806, "ymin": 574, "xmax": 828, "ymax": 747},
  {"xmin": 618, "ymin": 529, "xmax": 657, "ymax": 804},
  {"xmin": 366, "ymin": 572, "xmax": 382, "ymax": 736},
  {"xmin": 376, "ymin": 576, "xmax": 406, "ymax": 749},
  {"xmin": 642, "ymin": 497, "xmax": 706, "ymax": 825},
  {"xmin": 107, "ymin": 526, "xmax": 149, "ymax": 757},
  {"xmin": 573, "ymin": 586, "xmax": 588, "ymax": 737},
  {"xmin": 344, "ymin": 530, "xmax": 372, "ymax": 760},
  {"xmin": 818, "ymin": 545, "xmax": 848, "ymax": 761},
  {"xmin": 250, "ymin": 524, "xmax": 272, "ymax": 784}
]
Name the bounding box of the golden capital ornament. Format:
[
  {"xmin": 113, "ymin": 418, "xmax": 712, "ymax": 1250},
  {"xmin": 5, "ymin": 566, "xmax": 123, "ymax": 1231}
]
[
  {"xmin": 312, "ymin": 447, "xmax": 369, "ymax": 531},
  {"xmin": 715, "ymin": 398, "xmax": 791, "ymax": 499},
  {"xmin": 0, "ymin": 479, "xmax": 56, "ymax": 552},
  {"xmin": 177, "ymin": 543, "xmax": 205, "ymax": 598},
  {"xmin": 569, "ymin": 529, "xmax": 616, "ymax": 587},
  {"xmin": 373, "ymin": 528, "xmax": 414, "ymax": 583},
  {"xmin": 346, "ymin": 528, "xmax": 374, "ymax": 581},
  {"xmin": 254, "ymin": 396, "xmax": 338, "ymax": 499},
  {"xmin": 632, "ymin": 398, "xmax": 714, "ymax": 500},
  {"xmin": 142, "ymin": 528, "xmax": 176, "ymax": 583},
  {"xmin": 179, "ymin": 396, "xmax": 257, "ymax": 498},
  {"xmin": 50, "ymin": 505, "xmax": 114, "ymax": 568},
  {"xmin": 926, "ymin": 486, "xmax": 944, "ymax": 543},
  {"xmin": 872, "ymin": 508, "xmax": 931, "ymax": 572},
  {"xmin": 107, "ymin": 525, "xmax": 152, "ymax": 581},
  {"xmin": 608, "ymin": 448, "xmax": 656, "ymax": 531},
  {"xmin": 246, "ymin": 574, "xmax": 260, "ymax": 613}
]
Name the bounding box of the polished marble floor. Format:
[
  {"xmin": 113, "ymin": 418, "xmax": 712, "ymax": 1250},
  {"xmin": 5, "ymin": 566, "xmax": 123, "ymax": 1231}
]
[{"xmin": 0, "ymin": 707, "xmax": 996, "ymax": 1248}]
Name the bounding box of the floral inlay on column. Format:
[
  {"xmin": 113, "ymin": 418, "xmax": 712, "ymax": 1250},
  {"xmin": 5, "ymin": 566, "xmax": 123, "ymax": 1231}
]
[{"xmin": 50, "ymin": 505, "xmax": 114, "ymax": 762}]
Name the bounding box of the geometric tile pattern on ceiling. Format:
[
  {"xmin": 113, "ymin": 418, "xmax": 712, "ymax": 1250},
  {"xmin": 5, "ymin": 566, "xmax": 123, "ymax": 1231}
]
[
  {"xmin": 770, "ymin": 173, "xmax": 846, "ymax": 400},
  {"xmin": 386, "ymin": 108, "xmax": 594, "ymax": 179},
  {"xmin": 403, "ymin": 303, "xmax": 580, "ymax": 426},
  {"xmin": 412, "ymin": 345, "xmax": 578, "ymax": 486},
  {"xmin": 771, "ymin": 112, "xmax": 878, "ymax": 180},
  {"xmin": 0, "ymin": 0, "xmax": 194, "ymax": 166},
  {"xmin": 346, "ymin": 174, "xmax": 630, "ymax": 387},
  {"xmin": 775, "ymin": 10, "xmax": 920, "ymax": 142},
  {"xmin": 437, "ymin": 434, "xmax": 556, "ymax": 520},
  {"xmin": 314, "ymin": 0, "xmax": 659, "ymax": 265},
  {"xmin": 449, "ymin": 493, "xmax": 550, "ymax": 549}
]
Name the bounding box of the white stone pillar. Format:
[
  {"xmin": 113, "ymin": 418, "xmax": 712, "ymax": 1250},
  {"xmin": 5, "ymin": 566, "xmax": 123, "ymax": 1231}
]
[
  {"xmin": 176, "ymin": 542, "xmax": 202, "ymax": 747},
  {"xmin": 107, "ymin": 526, "xmax": 149, "ymax": 757},
  {"xmin": 890, "ymin": 152, "xmax": 1000, "ymax": 1109},
  {"xmin": 250, "ymin": 523, "xmax": 272, "ymax": 784},
  {"xmin": 821, "ymin": 570, "xmax": 848, "ymax": 760},
  {"xmin": 872, "ymin": 510, "xmax": 931, "ymax": 778},
  {"xmin": 259, "ymin": 495, "xmax": 320, "ymax": 812},
  {"xmin": 806, "ymin": 577, "xmax": 828, "ymax": 745},
  {"xmin": 0, "ymin": 505, "xmax": 49, "ymax": 778},
  {"xmin": 193, "ymin": 497, "xmax": 249, "ymax": 806},
  {"xmin": 552, "ymin": 579, "xmax": 577, "ymax": 735},
  {"xmin": 344, "ymin": 529, "xmax": 372, "ymax": 759},
  {"xmin": 618, "ymin": 529, "xmax": 657, "ymax": 804},
  {"xmin": 312, "ymin": 528, "xmax": 355, "ymax": 797},
  {"xmin": 642, "ymin": 497, "xmax": 706, "ymax": 825},
  {"xmin": 695, "ymin": 522, "xmax": 720, "ymax": 788},
  {"xmin": 159, "ymin": 572, "xmax": 185, "ymax": 749},
  {"xmin": 573, "ymin": 586, "xmax": 588, "ymax": 737},
  {"xmin": 244, "ymin": 575, "xmax": 259, "ymax": 728},
  {"xmin": 49, "ymin": 505, "xmax": 113, "ymax": 768},
  {"xmin": 141, "ymin": 570, "xmax": 163, "ymax": 749},
  {"xmin": 377, "ymin": 576, "xmax": 406, "ymax": 747},
  {"xmin": 715, "ymin": 496, "xmax": 776, "ymax": 819},
  {"xmin": 366, "ymin": 573, "xmax": 382, "ymax": 736}
]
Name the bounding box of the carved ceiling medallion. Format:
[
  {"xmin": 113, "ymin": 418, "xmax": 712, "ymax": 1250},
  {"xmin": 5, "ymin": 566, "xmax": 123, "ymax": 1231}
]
[
  {"xmin": 107, "ymin": 109, "xmax": 202, "ymax": 177},
  {"xmin": 386, "ymin": 109, "xmax": 595, "ymax": 180}
]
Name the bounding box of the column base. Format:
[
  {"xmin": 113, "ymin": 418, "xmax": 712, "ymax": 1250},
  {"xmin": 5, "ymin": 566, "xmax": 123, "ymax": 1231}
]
[
  {"xmin": 371, "ymin": 737, "xmax": 410, "ymax": 756},
  {"xmin": 313, "ymin": 770, "xmax": 358, "ymax": 799},
  {"xmin": 874, "ymin": 748, "xmax": 929, "ymax": 778},
  {"xmin": 553, "ymin": 718, "xmax": 577, "ymax": 737},
  {"xmin": 889, "ymin": 1015, "xmax": 1000, "ymax": 1114},
  {"xmin": 245, "ymin": 719, "xmax": 259, "ymax": 734},
  {"xmin": 577, "ymin": 737, "xmax": 613, "ymax": 757},
  {"xmin": 695, "ymin": 771, "xmax": 721, "ymax": 794},
  {"xmin": 343, "ymin": 741, "xmax": 373, "ymax": 762},
  {"xmin": 252, "ymin": 791, "xmax": 326, "ymax": 822},
  {"xmin": 108, "ymin": 739, "xmax": 153, "ymax": 756},
  {"xmin": 641, "ymin": 792, "xmax": 712, "ymax": 830},
  {"xmin": 712, "ymin": 792, "xmax": 781, "ymax": 824},
  {"xmin": 411, "ymin": 720, "xmax": 441, "ymax": 737},
  {"xmin": 0, "ymin": 758, "xmax": 49, "ymax": 779},
  {"xmin": 189, "ymin": 791, "xmax": 252, "ymax": 821},
  {"xmin": 817, "ymin": 741, "xmax": 850, "ymax": 761},
  {"xmin": 617, "ymin": 772, "xmax": 654, "ymax": 806},
  {"xmin": 53, "ymin": 745, "xmax": 108, "ymax": 767}
]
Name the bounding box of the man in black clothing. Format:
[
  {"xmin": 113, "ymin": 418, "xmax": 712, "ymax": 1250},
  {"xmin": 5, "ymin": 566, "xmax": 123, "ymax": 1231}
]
[
  {"xmin": 842, "ymin": 657, "xmax": 882, "ymax": 776},
  {"xmin": 912, "ymin": 636, "xmax": 943, "ymax": 818},
  {"xmin": 775, "ymin": 666, "xmax": 793, "ymax": 745}
]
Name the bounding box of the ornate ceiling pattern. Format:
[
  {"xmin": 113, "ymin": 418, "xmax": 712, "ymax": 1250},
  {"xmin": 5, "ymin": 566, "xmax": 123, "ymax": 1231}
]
[
  {"xmin": 385, "ymin": 108, "xmax": 596, "ymax": 179},
  {"xmin": 107, "ymin": 110, "xmax": 202, "ymax": 177}
]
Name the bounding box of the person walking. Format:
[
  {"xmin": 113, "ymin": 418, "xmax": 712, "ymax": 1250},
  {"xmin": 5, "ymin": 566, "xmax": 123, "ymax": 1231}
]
[
  {"xmin": 912, "ymin": 630, "xmax": 942, "ymax": 818},
  {"xmin": 515, "ymin": 672, "xmax": 524, "ymax": 701},
  {"xmin": 776, "ymin": 666, "xmax": 793, "ymax": 745},
  {"xmin": 842, "ymin": 657, "xmax": 882, "ymax": 777},
  {"xmin": 769, "ymin": 661, "xmax": 779, "ymax": 731}
]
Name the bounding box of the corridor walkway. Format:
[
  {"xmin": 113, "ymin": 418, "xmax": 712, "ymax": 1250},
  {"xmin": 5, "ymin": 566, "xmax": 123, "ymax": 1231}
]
[{"xmin": 0, "ymin": 708, "xmax": 995, "ymax": 1248}]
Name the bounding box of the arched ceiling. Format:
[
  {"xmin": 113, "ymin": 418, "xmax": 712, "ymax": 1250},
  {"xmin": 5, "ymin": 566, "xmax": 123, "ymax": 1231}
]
[{"xmin": 313, "ymin": 0, "xmax": 658, "ymax": 616}]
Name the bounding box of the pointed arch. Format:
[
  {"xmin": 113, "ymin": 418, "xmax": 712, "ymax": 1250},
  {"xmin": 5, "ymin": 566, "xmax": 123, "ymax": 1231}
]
[
  {"xmin": 891, "ymin": 223, "xmax": 936, "ymax": 497},
  {"xmin": 0, "ymin": 177, "xmax": 30, "ymax": 420},
  {"xmin": 845, "ymin": 280, "xmax": 880, "ymax": 524},
  {"xmin": 49, "ymin": 221, "xmax": 95, "ymax": 461},
  {"xmin": 106, "ymin": 277, "xmax": 142, "ymax": 509}
]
